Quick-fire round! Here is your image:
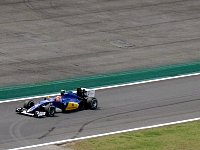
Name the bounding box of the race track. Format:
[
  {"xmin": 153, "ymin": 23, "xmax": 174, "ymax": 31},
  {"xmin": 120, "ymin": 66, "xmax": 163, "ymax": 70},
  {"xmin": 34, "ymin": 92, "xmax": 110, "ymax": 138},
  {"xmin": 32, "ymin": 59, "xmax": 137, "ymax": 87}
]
[
  {"xmin": 1, "ymin": 0, "xmax": 200, "ymax": 149},
  {"xmin": 0, "ymin": 75, "xmax": 200, "ymax": 149}
]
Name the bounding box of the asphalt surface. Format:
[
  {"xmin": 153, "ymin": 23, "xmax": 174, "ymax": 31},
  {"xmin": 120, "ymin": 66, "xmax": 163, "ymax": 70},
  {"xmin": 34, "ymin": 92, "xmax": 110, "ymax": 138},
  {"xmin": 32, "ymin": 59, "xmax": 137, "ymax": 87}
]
[
  {"xmin": 1, "ymin": 0, "xmax": 200, "ymax": 86},
  {"xmin": 0, "ymin": 75, "xmax": 200, "ymax": 149}
]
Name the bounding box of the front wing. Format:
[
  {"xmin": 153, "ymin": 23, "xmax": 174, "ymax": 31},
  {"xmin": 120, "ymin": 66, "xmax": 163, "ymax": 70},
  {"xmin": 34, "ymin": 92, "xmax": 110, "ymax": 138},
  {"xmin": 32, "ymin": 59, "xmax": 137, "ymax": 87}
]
[{"xmin": 16, "ymin": 107, "xmax": 46, "ymax": 117}]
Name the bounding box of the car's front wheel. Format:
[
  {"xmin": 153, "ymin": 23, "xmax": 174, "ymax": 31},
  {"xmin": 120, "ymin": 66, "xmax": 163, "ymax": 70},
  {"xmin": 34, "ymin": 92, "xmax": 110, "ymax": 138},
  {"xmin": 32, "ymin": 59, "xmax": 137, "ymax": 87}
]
[
  {"xmin": 45, "ymin": 104, "xmax": 55, "ymax": 117},
  {"xmin": 34, "ymin": 111, "xmax": 39, "ymax": 118},
  {"xmin": 23, "ymin": 100, "xmax": 34, "ymax": 109}
]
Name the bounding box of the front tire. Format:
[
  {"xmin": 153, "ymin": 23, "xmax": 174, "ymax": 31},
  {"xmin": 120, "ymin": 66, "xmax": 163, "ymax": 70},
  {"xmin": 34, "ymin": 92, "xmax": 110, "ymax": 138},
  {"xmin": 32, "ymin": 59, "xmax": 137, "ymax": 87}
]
[
  {"xmin": 34, "ymin": 111, "xmax": 39, "ymax": 118},
  {"xmin": 87, "ymin": 97, "xmax": 98, "ymax": 110},
  {"xmin": 45, "ymin": 104, "xmax": 55, "ymax": 117},
  {"xmin": 23, "ymin": 100, "xmax": 34, "ymax": 109}
]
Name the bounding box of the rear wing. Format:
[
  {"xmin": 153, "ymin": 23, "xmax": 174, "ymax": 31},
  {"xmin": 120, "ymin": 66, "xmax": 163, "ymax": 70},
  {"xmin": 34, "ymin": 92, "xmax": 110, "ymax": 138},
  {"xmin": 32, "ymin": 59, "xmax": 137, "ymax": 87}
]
[
  {"xmin": 77, "ymin": 88, "xmax": 95, "ymax": 98},
  {"xmin": 85, "ymin": 89, "xmax": 95, "ymax": 97}
]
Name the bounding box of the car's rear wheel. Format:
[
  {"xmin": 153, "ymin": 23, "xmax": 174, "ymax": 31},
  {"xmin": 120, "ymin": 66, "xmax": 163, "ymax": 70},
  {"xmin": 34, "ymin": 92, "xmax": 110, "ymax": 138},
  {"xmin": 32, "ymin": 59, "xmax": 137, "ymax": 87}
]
[
  {"xmin": 87, "ymin": 97, "xmax": 98, "ymax": 110},
  {"xmin": 78, "ymin": 100, "xmax": 85, "ymax": 110},
  {"xmin": 45, "ymin": 104, "xmax": 55, "ymax": 117},
  {"xmin": 23, "ymin": 100, "xmax": 34, "ymax": 109}
]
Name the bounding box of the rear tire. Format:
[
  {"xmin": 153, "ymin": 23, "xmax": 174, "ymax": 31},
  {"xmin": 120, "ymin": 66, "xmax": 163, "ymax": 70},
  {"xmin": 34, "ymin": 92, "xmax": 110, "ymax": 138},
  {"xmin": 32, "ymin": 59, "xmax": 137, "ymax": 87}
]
[
  {"xmin": 87, "ymin": 97, "xmax": 98, "ymax": 110},
  {"xmin": 45, "ymin": 104, "xmax": 55, "ymax": 117},
  {"xmin": 23, "ymin": 100, "xmax": 34, "ymax": 109}
]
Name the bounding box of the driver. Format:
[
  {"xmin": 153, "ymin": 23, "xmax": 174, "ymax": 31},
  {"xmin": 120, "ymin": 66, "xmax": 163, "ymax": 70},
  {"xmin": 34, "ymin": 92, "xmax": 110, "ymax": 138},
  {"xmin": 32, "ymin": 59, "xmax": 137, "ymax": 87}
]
[{"xmin": 55, "ymin": 95, "xmax": 61, "ymax": 102}]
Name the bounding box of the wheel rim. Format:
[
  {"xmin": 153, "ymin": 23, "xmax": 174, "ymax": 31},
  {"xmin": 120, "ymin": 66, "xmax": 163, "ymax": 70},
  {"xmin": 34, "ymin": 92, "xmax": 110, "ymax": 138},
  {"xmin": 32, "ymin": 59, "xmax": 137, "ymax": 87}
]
[
  {"xmin": 34, "ymin": 111, "xmax": 39, "ymax": 117},
  {"xmin": 49, "ymin": 107, "xmax": 55, "ymax": 115},
  {"xmin": 92, "ymin": 101, "xmax": 97, "ymax": 108}
]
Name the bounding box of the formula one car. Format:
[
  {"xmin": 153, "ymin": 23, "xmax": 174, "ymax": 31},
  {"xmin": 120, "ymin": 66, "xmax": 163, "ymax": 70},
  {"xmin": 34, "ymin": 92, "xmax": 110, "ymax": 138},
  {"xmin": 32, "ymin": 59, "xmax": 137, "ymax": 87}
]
[{"xmin": 16, "ymin": 88, "xmax": 98, "ymax": 117}]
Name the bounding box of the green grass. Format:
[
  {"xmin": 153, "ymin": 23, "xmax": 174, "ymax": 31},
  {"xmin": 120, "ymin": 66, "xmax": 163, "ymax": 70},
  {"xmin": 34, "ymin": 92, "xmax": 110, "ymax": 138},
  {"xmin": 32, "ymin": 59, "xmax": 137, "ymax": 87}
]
[{"xmin": 63, "ymin": 121, "xmax": 200, "ymax": 150}]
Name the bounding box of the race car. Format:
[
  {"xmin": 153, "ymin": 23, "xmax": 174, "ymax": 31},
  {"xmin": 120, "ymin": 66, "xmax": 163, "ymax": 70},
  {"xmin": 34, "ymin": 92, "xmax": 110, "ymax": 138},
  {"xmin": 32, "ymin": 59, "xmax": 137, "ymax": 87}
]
[{"xmin": 16, "ymin": 88, "xmax": 98, "ymax": 117}]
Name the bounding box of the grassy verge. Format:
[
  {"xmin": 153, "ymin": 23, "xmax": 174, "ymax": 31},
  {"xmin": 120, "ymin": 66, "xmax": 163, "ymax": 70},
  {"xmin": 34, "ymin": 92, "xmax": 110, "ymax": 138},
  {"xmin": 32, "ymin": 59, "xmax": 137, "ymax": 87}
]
[{"xmin": 62, "ymin": 121, "xmax": 200, "ymax": 150}]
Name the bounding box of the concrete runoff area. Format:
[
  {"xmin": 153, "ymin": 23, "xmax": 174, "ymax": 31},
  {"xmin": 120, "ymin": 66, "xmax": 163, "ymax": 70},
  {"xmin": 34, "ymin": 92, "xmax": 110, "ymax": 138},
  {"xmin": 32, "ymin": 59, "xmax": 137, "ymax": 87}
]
[{"xmin": 0, "ymin": 0, "xmax": 200, "ymax": 86}]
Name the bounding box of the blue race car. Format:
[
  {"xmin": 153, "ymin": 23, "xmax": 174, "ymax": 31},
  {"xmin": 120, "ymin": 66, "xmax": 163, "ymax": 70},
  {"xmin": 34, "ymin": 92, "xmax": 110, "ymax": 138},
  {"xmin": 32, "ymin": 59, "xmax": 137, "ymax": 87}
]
[{"xmin": 16, "ymin": 88, "xmax": 98, "ymax": 117}]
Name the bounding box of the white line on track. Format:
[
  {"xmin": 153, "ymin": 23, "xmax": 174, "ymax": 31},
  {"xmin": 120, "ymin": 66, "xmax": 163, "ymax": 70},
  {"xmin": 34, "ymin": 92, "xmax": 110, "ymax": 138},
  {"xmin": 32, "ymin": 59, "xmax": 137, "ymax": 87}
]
[
  {"xmin": 8, "ymin": 117, "xmax": 200, "ymax": 150},
  {"xmin": 1, "ymin": 72, "xmax": 200, "ymax": 104}
]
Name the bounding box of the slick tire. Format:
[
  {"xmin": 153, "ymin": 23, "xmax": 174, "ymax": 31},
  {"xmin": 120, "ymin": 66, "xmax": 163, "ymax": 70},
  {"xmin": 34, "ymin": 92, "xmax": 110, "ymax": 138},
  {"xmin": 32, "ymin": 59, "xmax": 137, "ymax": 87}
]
[
  {"xmin": 78, "ymin": 100, "xmax": 85, "ymax": 110},
  {"xmin": 23, "ymin": 100, "xmax": 34, "ymax": 109},
  {"xmin": 34, "ymin": 111, "xmax": 39, "ymax": 118},
  {"xmin": 87, "ymin": 97, "xmax": 98, "ymax": 110},
  {"xmin": 45, "ymin": 104, "xmax": 55, "ymax": 117}
]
